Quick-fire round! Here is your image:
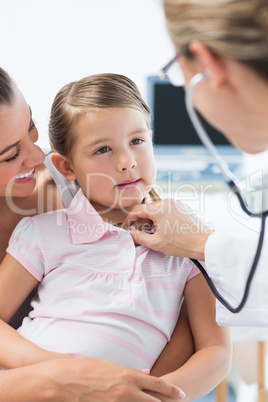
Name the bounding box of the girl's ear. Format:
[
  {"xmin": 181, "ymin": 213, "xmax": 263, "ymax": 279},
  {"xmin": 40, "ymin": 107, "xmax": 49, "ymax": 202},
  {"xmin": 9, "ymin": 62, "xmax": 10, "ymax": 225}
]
[
  {"xmin": 189, "ymin": 40, "xmax": 227, "ymax": 89},
  {"xmin": 51, "ymin": 153, "xmax": 76, "ymax": 181}
]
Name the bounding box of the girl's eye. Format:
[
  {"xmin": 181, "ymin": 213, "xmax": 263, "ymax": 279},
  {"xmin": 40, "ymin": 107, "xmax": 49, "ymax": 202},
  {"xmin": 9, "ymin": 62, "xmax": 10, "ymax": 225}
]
[
  {"xmin": 130, "ymin": 138, "xmax": 143, "ymax": 145},
  {"xmin": 96, "ymin": 146, "xmax": 111, "ymax": 154},
  {"xmin": 5, "ymin": 147, "xmax": 21, "ymax": 163}
]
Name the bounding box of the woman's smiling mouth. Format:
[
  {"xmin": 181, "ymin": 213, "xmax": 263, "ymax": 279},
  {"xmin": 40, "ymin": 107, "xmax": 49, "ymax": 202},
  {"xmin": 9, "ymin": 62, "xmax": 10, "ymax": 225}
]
[{"xmin": 14, "ymin": 168, "xmax": 35, "ymax": 183}]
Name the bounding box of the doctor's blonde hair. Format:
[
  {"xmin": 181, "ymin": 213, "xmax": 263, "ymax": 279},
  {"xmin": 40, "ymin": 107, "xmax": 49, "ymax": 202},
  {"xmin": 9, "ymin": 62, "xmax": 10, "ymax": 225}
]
[
  {"xmin": 163, "ymin": 0, "xmax": 268, "ymax": 80},
  {"xmin": 49, "ymin": 73, "xmax": 160, "ymax": 202}
]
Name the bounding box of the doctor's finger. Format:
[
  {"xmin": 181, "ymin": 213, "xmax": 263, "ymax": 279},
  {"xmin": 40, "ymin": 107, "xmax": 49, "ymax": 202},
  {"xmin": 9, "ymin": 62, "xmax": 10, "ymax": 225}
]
[
  {"xmin": 124, "ymin": 200, "xmax": 168, "ymax": 226},
  {"xmin": 128, "ymin": 228, "xmax": 159, "ymax": 248}
]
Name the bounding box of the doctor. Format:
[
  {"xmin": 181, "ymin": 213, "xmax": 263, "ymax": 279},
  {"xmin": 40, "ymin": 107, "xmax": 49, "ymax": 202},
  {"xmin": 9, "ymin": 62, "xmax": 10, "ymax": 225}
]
[{"xmin": 125, "ymin": 0, "xmax": 268, "ymax": 327}]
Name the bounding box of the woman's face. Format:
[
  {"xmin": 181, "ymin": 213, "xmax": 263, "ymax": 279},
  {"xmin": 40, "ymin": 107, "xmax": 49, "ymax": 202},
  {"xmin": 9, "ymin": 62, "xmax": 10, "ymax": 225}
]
[
  {"xmin": 179, "ymin": 54, "xmax": 268, "ymax": 154},
  {"xmin": 0, "ymin": 88, "xmax": 45, "ymax": 198}
]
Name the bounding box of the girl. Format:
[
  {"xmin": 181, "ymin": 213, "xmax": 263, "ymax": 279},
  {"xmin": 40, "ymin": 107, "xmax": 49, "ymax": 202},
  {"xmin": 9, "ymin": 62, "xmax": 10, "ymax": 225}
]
[
  {"xmin": 0, "ymin": 73, "xmax": 231, "ymax": 401},
  {"xmin": 0, "ymin": 66, "xmax": 190, "ymax": 402}
]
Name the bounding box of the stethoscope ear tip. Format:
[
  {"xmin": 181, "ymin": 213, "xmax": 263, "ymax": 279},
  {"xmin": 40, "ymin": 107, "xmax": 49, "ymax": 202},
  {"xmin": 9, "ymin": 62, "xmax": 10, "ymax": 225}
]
[{"xmin": 204, "ymin": 69, "xmax": 211, "ymax": 78}]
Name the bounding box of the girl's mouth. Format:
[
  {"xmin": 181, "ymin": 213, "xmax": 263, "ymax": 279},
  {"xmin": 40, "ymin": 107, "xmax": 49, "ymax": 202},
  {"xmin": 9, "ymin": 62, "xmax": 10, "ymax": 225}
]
[{"xmin": 116, "ymin": 179, "xmax": 141, "ymax": 190}]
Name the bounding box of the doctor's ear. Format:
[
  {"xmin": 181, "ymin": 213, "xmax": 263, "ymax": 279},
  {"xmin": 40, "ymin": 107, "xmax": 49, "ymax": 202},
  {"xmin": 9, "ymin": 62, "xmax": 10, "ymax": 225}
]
[
  {"xmin": 51, "ymin": 153, "xmax": 76, "ymax": 181},
  {"xmin": 189, "ymin": 40, "xmax": 227, "ymax": 89}
]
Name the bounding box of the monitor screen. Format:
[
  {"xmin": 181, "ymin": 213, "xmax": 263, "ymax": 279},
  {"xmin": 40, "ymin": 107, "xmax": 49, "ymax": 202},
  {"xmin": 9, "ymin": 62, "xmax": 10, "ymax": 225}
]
[{"xmin": 147, "ymin": 75, "xmax": 231, "ymax": 146}]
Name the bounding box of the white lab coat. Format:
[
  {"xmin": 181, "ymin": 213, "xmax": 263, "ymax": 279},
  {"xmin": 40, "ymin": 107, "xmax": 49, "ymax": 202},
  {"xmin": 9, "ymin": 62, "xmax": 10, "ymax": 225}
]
[{"xmin": 205, "ymin": 219, "xmax": 268, "ymax": 327}]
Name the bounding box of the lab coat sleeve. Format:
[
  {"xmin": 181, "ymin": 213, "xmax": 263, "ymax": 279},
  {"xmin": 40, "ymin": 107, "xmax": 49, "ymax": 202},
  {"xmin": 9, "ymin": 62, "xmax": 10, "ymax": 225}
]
[{"xmin": 205, "ymin": 222, "xmax": 268, "ymax": 327}]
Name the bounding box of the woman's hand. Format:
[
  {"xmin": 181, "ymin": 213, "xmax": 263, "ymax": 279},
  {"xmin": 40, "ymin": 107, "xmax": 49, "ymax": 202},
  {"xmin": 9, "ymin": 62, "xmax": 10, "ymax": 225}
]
[
  {"xmin": 1, "ymin": 358, "xmax": 185, "ymax": 401},
  {"xmin": 29, "ymin": 358, "xmax": 185, "ymax": 401},
  {"xmin": 124, "ymin": 198, "xmax": 212, "ymax": 260}
]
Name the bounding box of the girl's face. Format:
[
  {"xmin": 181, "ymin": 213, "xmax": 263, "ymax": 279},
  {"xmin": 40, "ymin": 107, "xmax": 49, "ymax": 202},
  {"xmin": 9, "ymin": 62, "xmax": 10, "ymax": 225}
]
[
  {"xmin": 0, "ymin": 89, "xmax": 45, "ymax": 198},
  {"xmin": 68, "ymin": 107, "xmax": 156, "ymax": 214}
]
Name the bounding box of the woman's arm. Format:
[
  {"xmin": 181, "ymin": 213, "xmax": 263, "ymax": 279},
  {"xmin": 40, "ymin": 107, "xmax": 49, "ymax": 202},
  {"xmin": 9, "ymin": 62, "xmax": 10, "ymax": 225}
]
[
  {"xmin": 0, "ymin": 319, "xmax": 69, "ymax": 369},
  {"xmin": 0, "ymin": 320, "xmax": 69, "ymax": 368},
  {"xmin": 0, "ymin": 358, "xmax": 184, "ymax": 402},
  {"xmin": 0, "ymin": 254, "xmax": 70, "ymax": 368},
  {"xmin": 152, "ymin": 274, "xmax": 232, "ymax": 401}
]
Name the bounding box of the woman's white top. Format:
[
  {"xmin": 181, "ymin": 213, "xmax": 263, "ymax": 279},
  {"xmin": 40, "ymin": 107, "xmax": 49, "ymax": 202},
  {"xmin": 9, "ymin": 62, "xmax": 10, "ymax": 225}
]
[{"xmin": 205, "ymin": 221, "xmax": 268, "ymax": 327}]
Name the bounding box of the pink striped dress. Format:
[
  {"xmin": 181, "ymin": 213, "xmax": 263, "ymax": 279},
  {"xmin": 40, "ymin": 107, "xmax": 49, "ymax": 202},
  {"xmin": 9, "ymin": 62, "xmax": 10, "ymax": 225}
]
[{"xmin": 7, "ymin": 189, "xmax": 199, "ymax": 369}]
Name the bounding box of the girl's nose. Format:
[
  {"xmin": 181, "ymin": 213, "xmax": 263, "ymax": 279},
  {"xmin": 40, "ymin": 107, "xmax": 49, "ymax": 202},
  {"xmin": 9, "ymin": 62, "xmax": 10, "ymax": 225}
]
[{"xmin": 116, "ymin": 152, "xmax": 137, "ymax": 172}]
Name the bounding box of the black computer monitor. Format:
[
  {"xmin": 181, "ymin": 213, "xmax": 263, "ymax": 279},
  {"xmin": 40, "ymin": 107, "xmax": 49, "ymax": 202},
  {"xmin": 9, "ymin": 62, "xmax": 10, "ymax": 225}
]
[{"xmin": 147, "ymin": 75, "xmax": 230, "ymax": 146}]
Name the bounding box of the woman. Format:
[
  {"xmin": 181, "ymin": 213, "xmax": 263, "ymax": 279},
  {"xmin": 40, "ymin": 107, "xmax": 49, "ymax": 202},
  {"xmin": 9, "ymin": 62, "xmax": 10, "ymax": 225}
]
[
  {"xmin": 125, "ymin": 0, "xmax": 268, "ymax": 327},
  {"xmin": 0, "ymin": 66, "xmax": 189, "ymax": 401}
]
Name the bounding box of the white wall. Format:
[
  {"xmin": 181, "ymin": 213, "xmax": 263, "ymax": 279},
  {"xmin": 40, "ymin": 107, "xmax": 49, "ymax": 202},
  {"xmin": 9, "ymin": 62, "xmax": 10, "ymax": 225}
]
[{"xmin": 1, "ymin": 0, "xmax": 174, "ymax": 149}]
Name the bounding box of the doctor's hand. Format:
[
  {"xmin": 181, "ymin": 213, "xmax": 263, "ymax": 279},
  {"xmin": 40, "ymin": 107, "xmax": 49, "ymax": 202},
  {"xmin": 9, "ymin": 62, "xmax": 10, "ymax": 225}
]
[{"xmin": 124, "ymin": 198, "xmax": 212, "ymax": 261}]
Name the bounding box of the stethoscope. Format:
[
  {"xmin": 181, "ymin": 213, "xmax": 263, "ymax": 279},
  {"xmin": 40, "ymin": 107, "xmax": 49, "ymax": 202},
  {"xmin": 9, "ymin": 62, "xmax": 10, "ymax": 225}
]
[{"xmin": 185, "ymin": 71, "xmax": 268, "ymax": 313}]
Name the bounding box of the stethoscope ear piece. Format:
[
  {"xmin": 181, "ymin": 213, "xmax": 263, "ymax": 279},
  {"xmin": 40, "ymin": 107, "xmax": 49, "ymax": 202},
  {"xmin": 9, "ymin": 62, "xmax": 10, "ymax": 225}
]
[{"xmin": 204, "ymin": 69, "xmax": 211, "ymax": 78}]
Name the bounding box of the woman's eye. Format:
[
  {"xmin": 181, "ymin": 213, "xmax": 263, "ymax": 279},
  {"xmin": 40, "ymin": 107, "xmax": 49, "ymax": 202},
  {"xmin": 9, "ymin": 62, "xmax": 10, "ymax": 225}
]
[
  {"xmin": 131, "ymin": 138, "xmax": 143, "ymax": 145},
  {"xmin": 5, "ymin": 148, "xmax": 21, "ymax": 163},
  {"xmin": 96, "ymin": 146, "xmax": 110, "ymax": 154}
]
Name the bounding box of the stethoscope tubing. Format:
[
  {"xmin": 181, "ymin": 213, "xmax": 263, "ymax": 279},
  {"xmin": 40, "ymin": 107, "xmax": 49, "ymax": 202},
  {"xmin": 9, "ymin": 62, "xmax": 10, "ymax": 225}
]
[
  {"xmin": 185, "ymin": 72, "xmax": 267, "ymax": 313},
  {"xmin": 190, "ymin": 210, "xmax": 267, "ymax": 313}
]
